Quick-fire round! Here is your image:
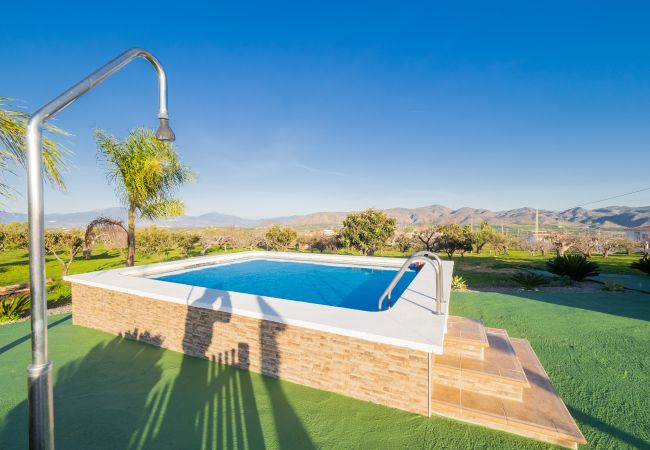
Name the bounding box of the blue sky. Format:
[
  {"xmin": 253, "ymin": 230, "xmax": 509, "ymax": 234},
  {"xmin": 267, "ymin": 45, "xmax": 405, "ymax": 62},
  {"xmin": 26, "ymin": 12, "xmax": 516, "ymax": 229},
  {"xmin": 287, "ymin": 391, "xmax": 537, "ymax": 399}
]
[{"xmin": 2, "ymin": 1, "xmax": 650, "ymax": 217}]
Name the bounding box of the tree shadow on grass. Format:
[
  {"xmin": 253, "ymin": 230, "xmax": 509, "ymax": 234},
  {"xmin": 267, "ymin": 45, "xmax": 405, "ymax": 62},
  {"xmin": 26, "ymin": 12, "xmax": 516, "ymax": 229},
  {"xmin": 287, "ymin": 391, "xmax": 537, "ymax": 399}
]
[
  {"xmin": 495, "ymin": 290, "xmax": 650, "ymax": 322},
  {"xmin": 257, "ymin": 296, "xmax": 316, "ymax": 449},
  {"xmin": 130, "ymin": 291, "xmax": 315, "ymax": 449},
  {"xmin": 1, "ymin": 289, "xmax": 319, "ymax": 449}
]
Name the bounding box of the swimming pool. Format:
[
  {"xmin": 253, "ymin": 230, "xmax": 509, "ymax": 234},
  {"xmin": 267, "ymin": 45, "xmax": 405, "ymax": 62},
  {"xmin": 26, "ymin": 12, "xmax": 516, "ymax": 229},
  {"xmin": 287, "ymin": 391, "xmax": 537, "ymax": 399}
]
[
  {"xmin": 152, "ymin": 259, "xmax": 416, "ymax": 311},
  {"xmin": 65, "ymin": 251, "xmax": 454, "ymax": 417}
]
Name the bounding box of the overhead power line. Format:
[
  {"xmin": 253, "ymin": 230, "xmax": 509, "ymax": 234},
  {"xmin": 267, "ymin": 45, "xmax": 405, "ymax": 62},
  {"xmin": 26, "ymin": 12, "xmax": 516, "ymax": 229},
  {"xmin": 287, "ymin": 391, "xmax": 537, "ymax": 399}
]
[{"xmin": 570, "ymin": 187, "xmax": 650, "ymax": 209}]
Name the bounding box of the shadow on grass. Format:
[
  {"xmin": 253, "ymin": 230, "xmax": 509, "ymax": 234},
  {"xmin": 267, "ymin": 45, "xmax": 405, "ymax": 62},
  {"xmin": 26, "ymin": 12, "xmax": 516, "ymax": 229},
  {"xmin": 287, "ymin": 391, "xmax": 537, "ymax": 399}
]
[
  {"xmin": 0, "ymin": 330, "xmax": 165, "ymax": 449},
  {"xmin": 569, "ymin": 406, "xmax": 649, "ymax": 449},
  {"xmin": 494, "ymin": 290, "xmax": 650, "ymax": 322},
  {"xmin": 0, "ymin": 290, "xmax": 317, "ymax": 449},
  {"xmin": 0, "ymin": 315, "xmax": 71, "ymax": 356}
]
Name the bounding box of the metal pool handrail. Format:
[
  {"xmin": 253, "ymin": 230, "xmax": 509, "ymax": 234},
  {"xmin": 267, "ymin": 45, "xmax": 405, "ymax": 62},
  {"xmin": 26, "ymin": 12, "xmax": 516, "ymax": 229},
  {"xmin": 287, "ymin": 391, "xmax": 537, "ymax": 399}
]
[
  {"xmin": 25, "ymin": 48, "xmax": 174, "ymax": 450},
  {"xmin": 377, "ymin": 251, "xmax": 445, "ymax": 314}
]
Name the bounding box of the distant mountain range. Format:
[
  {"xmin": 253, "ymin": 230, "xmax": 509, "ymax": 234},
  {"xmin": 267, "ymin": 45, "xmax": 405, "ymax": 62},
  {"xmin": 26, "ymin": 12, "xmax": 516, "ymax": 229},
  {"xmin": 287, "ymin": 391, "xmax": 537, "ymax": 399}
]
[{"xmin": 1, "ymin": 204, "xmax": 649, "ymax": 230}]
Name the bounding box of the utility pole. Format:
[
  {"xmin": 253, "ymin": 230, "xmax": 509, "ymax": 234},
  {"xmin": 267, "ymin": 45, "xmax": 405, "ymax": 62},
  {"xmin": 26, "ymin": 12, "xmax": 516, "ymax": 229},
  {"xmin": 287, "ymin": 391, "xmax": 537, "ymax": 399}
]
[{"xmin": 535, "ymin": 208, "xmax": 539, "ymax": 241}]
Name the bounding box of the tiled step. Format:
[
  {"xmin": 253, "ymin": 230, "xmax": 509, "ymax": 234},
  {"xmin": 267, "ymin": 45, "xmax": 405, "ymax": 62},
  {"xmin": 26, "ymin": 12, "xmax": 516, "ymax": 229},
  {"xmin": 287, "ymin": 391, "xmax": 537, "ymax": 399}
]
[
  {"xmin": 430, "ymin": 338, "xmax": 586, "ymax": 449},
  {"xmin": 443, "ymin": 316, "xmax": 489, "ymax": 360},
  {"xmin": 433, "ymin": 328, "xmax": 529, "ymax": 401}
]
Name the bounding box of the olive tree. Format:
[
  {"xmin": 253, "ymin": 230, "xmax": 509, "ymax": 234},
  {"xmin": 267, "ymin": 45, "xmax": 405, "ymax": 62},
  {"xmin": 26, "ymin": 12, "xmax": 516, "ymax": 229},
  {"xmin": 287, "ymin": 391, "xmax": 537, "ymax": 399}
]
[{"xmin": 338, "ymin": 208, "xmax": 396, "ymax": 256}]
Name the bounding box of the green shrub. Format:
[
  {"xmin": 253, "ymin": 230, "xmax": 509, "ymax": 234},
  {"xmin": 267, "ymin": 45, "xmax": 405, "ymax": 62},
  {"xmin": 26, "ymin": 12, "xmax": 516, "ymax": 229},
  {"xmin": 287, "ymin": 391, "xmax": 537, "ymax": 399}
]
[
  {"xmin": 451, "ymin": 275, "xmax": 467, "ymax": 291},
  {"xmin": 631, "ymin": 255, "xmax": 650, "ymax": 275},
  {"xmin": 554, "ymin": 275, "xmax": 574, "ymax": 287},
  {"xmin": 603, "ymin": 281, "xmax": 625, "ymax": 292},
  {"xmin": 0, "ymin": 294, "xmax": 30, "ymax": 323},
  {"xmin": 511, "ymin": 271, "xmax": 551, "ymax": 291},
  {"xmin": 546, "ymin": 254, "xmax": 600, "ymax": 281}
]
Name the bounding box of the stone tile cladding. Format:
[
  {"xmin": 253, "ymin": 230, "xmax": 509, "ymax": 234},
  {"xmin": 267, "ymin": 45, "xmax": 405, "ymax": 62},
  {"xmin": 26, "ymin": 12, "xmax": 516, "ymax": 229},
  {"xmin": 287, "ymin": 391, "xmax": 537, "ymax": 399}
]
[{"xmin": 71, "ymin": 284, "xmax": 430, "ymax": 415}]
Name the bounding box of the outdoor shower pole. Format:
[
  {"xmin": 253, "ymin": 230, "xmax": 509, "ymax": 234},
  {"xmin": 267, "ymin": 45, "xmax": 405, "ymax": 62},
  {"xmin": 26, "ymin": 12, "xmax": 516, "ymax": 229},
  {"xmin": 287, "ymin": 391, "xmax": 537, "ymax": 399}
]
[{"xmin": 25, "ymin": 48, "xmax": 174, "ymax": 450}]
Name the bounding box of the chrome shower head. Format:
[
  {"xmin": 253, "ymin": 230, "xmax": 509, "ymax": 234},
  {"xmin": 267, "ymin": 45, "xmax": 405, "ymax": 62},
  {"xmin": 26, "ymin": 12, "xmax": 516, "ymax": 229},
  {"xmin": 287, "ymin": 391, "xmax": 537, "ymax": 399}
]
[{"xmin": 155, "ymin": 117, "xmax": 175, "ymax": 141}]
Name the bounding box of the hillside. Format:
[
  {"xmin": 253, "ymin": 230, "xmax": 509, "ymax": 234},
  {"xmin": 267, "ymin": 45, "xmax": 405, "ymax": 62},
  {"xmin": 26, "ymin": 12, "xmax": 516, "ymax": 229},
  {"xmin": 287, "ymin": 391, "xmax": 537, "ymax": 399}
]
[{"xmin": 1, "ymin": 205, "xmax": 649, "ymax": 229}]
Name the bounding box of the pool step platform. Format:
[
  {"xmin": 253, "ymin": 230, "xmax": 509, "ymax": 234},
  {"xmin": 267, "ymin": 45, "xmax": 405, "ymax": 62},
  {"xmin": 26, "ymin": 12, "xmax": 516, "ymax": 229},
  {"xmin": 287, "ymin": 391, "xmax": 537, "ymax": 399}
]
[{"xmin": 431, "ymin": 316, "xmax": 586, "ymax": 449}]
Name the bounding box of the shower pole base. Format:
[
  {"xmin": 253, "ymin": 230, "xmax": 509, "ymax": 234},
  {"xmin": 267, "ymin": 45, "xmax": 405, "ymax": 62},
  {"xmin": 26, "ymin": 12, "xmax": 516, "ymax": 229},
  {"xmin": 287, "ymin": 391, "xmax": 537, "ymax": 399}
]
[{"xmin": 27, "ymin": 361, "xmax": 54, "ymax": 450}]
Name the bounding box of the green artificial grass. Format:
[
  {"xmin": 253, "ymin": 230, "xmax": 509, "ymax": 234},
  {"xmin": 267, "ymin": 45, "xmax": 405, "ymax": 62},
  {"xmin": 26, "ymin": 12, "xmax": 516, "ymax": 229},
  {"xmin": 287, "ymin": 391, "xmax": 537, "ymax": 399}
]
[{"xmin": 1, "ymin": 290, "xmax": 649, "ymax": 449}]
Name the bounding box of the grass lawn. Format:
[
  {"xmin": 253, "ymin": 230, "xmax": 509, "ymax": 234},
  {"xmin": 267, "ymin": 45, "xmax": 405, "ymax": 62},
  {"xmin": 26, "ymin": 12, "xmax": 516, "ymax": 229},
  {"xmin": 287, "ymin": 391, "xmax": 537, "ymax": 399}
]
[{"xmin": 1, "ymin": 290, "xmax": 648, "ymax": 449}]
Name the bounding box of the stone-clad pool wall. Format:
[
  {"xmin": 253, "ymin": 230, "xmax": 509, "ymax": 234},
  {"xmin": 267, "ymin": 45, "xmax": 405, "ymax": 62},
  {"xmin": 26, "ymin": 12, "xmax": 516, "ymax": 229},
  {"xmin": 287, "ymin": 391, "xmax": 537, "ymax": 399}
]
[{"xmin": 71, "ymin": 283, "xmax": 431, "ymax": 416}]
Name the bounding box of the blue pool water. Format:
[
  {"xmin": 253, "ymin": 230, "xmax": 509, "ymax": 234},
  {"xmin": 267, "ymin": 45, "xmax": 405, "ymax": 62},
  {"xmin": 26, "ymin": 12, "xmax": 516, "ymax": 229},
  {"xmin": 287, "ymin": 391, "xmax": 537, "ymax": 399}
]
[{"xmin": 152, "ymin": 259, "xmax": 417, "ymax": 311}]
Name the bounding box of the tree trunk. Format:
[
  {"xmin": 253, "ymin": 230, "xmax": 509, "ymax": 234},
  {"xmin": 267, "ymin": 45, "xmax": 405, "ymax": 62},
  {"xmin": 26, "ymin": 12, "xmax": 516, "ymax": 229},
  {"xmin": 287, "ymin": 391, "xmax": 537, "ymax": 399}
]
[{"xmin": 127, "ymin": 207, "xmax": 136, "ymax": 267}]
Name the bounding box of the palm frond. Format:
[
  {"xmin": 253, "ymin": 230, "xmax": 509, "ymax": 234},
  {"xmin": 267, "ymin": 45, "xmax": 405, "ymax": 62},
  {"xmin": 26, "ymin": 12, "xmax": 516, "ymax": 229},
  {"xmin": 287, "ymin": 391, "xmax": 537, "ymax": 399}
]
[
  {"xmin": 95, "ymin": 128, "xmax": 194, "ymax": 221},
  {"xmin": 0, "ymin": 97, "xmax": 71, "ymax": 194}
]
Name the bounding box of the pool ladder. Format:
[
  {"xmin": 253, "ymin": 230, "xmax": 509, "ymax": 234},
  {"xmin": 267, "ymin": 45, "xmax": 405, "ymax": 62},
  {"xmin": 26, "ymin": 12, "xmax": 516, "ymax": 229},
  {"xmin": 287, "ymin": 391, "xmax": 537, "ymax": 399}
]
[{"xmin": 378, "ymin": 251, "xmax": 445, "ymax": 314}]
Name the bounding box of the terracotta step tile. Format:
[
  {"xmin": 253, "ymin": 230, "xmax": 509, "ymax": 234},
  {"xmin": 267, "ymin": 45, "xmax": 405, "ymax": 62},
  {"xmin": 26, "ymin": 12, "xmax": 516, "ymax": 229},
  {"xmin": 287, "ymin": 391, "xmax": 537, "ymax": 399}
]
[
  {"xmin": 444, "ymin": 316, "xmax": 489, "ymax": 359},
  {"xmin": 433, "ymin": 328, "xmax": 529, "ymax": 400},
  {"xmin": 429, "ymin": 337, "xmax": 586, "ymax": 449}
]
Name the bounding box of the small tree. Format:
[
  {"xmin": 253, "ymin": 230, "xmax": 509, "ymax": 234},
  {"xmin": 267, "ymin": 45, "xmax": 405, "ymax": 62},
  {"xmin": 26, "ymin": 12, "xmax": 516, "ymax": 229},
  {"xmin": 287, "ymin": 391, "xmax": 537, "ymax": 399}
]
[
  {"xmin": 298, "ymin": 231, "xmax": 338, "ymax": 253},
  {"xmin": 137, "ymin": 226, "xmax": 175, "ymax": 261},
  {"xmin": 44, "ymin": 229, "xmax": 84, "ymax": 276},
  {"xmin": 416, "ymin": 226, "xmax": 440, "ymax": 252},
  {"xmin": 548, "ymin": 231, "xmax": 575, "ymax": 257},
  {"xmin": 394, "ymin": 233, "xmax": 414, "ymax": 253},
  {"xmin": 338, "ymin": 208, "xmax": 396, "ymax": 256},
  {"xmin": 0, "ymin": 222, "xmax": 28, "ymax": 252},
  {"xmin": 173, "ymin": 232, "xmax": 200, "ymax": 257},
  {"xmin": 613, "ymin": 238, "xmax": 639, "ymax": 255},
  {"xmin": 472, "ymin": 222, "xmax": 497, "ymax": 254},
  {"xmin": 434, "ymin": 224, "xmax": 473, "ymax": 259},
  {"xmin": 573, "ymin": 233, "xmax": 600, "ymax": 258},
  {"xmin": 238, "ymin": 229, "xmax": 266, "ymax": 250},
  {"xmin": 599, "ymin": 237, "xmax": 619, "ymax": 259},
  {"xmin": 199, "ymin": 228, "xmax": 234, "ymax": 255},
  {"xmin": 520, "ymin": 238, "xmax": 553, "ymax": 256},
  {"xmin": 265, "ymin": 225, "xmax": 297, "ymax": 251}
]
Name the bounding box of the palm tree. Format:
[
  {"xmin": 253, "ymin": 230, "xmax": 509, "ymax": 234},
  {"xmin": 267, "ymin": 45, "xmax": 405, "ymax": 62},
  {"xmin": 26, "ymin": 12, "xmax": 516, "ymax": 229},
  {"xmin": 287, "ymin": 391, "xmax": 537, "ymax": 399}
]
[
  {"xmin": 0, "ymin": 97, "xmax": 69, "ymax": 198},
  {"xmin": 95, "ymin": 128, "xmax": 194, "ymax": 266}
]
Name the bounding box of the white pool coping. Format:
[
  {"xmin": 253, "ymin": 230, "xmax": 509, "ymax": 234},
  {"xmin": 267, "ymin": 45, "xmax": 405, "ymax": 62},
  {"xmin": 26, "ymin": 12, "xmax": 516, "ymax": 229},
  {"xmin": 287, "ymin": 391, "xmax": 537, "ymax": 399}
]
[{"xmin": 64, "ymin": 251, "xmax": 454, "ymax": 354}]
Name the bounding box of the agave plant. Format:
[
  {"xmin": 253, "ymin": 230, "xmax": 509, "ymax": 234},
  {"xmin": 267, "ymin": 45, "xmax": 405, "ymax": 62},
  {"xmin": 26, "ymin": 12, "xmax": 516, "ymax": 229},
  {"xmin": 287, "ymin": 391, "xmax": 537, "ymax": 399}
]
[
  {"xmin": 0, "ymin": 294, "xmax": 30, "ymax": 322},
  {"xmin": 511, "ymin": 271, "xmax": 551, "ymax": 291},
  {"xmin": 546, "ymin": 254, "xmax": 600, "ymax": 281},
  {"xmin": 631, "ymin": 255, "xmax": 650, "ymax": 276},
  {"xmin": 451, "ymin": 274, "xmax": 467, "ymax": 291}
]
